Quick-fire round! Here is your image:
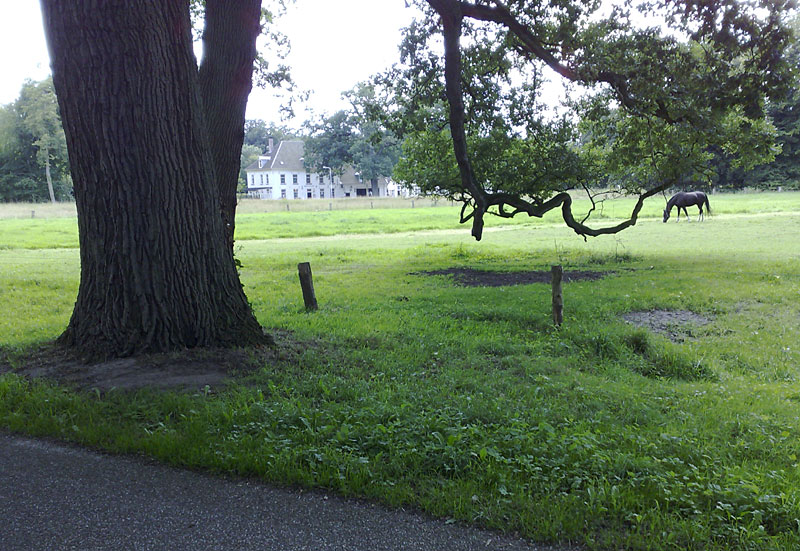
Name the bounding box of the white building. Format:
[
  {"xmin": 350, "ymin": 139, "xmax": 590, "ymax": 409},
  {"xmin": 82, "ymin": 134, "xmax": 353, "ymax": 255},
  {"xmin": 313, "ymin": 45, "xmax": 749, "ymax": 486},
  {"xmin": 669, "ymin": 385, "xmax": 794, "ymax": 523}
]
[{"xmin": 245, "ymin": 139, "xmax": 394, "ymax": 199}]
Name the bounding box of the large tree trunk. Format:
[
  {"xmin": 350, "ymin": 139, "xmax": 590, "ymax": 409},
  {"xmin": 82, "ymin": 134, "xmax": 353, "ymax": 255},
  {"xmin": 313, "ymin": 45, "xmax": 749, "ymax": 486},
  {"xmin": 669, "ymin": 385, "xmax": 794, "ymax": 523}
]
[
  {"xmin": 41, "ymin": 0, "xmax": 268, "ymax": 359},
  {"xmin": 199, "ymin": 0, "xmax": 262, "ymax": 249}
]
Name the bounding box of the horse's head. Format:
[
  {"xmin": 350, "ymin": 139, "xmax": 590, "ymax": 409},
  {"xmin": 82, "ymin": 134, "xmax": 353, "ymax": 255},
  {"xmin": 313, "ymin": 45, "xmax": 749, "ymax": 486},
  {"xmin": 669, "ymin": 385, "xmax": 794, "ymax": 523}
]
[{"xmin": 662, "ymin": 208, "xmax": 669, "ymax": 223}]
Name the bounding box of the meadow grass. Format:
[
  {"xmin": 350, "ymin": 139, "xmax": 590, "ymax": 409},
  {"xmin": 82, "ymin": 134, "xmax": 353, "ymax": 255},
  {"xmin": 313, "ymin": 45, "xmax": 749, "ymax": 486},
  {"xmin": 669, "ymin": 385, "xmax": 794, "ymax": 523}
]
[
  {"xmin": 1, "ymin": 193, "xmax": 800, "ymax": 549},
  {"xmin": 3, "ymin": 190, "xmax": 799, "ymax": 249}
]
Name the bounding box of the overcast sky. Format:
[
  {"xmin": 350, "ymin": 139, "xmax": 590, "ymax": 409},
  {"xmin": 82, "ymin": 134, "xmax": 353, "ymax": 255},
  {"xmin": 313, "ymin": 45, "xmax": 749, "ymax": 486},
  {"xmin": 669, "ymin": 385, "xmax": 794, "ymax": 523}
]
[{"xmin": 0, "ymin": 0, "xmax": 420, "ymax": 127}]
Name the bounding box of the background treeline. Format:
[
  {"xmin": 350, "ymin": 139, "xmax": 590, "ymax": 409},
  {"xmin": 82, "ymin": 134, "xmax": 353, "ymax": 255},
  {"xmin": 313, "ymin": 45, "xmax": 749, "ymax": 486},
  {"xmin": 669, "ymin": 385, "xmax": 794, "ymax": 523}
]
[{"xmin": 3, "ymin": 67, "xmax": 799, "ymax": 204}]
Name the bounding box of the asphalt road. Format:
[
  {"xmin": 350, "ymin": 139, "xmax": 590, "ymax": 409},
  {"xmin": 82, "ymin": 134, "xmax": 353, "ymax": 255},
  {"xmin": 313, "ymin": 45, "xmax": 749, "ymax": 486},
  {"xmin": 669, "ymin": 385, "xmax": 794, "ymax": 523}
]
[{"xmin": 0, "ymin": 432, "xmax": 577, "ymax": 551}]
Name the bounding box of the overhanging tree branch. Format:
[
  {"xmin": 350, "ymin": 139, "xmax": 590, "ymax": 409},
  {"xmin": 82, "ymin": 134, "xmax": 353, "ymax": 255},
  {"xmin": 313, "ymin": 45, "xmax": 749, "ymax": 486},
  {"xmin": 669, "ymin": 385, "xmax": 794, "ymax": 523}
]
[{"xmin": 428, "ymin": 0, "xmax": 674, "ymax": 240}]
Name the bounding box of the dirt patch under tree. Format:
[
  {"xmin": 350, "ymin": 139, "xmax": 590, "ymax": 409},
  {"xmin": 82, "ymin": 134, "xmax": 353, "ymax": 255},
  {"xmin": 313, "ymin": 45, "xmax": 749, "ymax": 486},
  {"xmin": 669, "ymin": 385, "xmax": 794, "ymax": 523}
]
[{"xmin": 0, "ymin": 330, "xmax": 307, "ymax": 393}]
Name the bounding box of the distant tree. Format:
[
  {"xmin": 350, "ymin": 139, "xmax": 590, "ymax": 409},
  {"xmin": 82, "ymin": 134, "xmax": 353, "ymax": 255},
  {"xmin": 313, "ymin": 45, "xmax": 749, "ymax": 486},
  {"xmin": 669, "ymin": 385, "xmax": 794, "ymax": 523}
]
[
  {"xmin": 349, "ymin": 123, "xmax": 402, "ymax": 181},
  {"xmin": 303, "ymin": 85, "xmax": 402, "ymax": 180},
  {"xmin": 15, "ymin": 78, "xmax": 67, "ymax": 203},
  {"xmin": 387, "ymin": 0, "xmax": 795, "ymax": 240},
  {"xmin": 303, "ymin": 111, "xmax": 356, "ymax": 175},
  {"xmin": 0, "ymin": 114, "xmax": 46, "ymax": 200},
  {"xmin": 0, "ymin": 106, "xmax": 39, "ymax": 202},
  {"xmin": 748, "ymin": 15, "xmax": 800, "ymax": 190},
  {"xmin": 342, "ymin": 82, "xmax": 402, "ymax": 180},
  {"xmin": 243, "ymin": 119, "xmax": 298, "ymax": 152},
  {"xmin": 752, "ymin": 90, "xmax": 800, "ymax": 189},
  {"xmin": 239, "ymin": 143, "xmax": 261, "ymax": 191},
  {"xmin": 0, "ymin": 78, "xmax": 70, "ymax": 202}
]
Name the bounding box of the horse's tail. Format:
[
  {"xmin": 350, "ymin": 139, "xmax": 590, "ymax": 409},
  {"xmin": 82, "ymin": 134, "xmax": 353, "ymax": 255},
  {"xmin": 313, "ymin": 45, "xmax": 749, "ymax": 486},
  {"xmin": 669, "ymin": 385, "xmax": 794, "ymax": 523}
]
[{"xmin": 704, "ymin": 193, "xmax": 711, "ymax": 215}]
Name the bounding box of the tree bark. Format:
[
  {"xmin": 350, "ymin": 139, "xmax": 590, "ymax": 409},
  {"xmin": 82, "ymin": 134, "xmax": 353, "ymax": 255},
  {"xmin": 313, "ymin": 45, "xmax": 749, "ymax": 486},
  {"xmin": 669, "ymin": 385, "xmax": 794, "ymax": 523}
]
[
  {"xmin": 199, "ymin": 0, "xmax": 262, "ymax": 249},
  {"xmin": 41, "ymin": 0, "xmax": 268, "ymax": 359}
]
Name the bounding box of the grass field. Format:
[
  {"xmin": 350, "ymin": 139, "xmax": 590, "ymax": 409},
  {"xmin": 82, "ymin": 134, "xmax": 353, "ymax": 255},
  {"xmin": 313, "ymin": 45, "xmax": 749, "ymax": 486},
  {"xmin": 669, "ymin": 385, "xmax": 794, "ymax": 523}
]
[{"xmin": 1, "ymin": 192, "xmax": 800, "ymax": 550}]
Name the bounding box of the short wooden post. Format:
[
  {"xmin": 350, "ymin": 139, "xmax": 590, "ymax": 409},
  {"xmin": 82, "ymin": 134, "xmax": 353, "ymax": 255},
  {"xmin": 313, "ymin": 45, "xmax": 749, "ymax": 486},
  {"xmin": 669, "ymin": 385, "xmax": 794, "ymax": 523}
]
[
  {"xmin": 329, "ymin": 202, "xmax": 332, "ymax": 211},
  {"xmin": 286, "ymin": 203, "xmax": 290, "ymax": 211},
  {"xmin": 31, "ymin": 210, "xmax": 35, "ymax": 218},
  {"xmin": 297, "ymin": 262, "xmax": 318, "ymax": 311},
  {"xmin": 551, "ymin": 265, "xmax": 563, "ymax": 327},
  {"xmin": 411, "ymin": 200, "xmax": 415, "ymax": 208}
]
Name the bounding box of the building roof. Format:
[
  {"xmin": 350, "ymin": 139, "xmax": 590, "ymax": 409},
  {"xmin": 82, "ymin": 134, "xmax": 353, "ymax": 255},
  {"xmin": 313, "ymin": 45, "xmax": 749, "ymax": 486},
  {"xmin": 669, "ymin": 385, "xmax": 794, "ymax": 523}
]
[
  {"xmin": 270, "ymin": 140, "xmax": 305, "ymax": 172},
  {"xmin": 245, "ymin": 140, "xmax": 306, "ymax": 172},
  {"xmin": 339, "ymin": 166, "xmax": 362, "ymax": 186}
]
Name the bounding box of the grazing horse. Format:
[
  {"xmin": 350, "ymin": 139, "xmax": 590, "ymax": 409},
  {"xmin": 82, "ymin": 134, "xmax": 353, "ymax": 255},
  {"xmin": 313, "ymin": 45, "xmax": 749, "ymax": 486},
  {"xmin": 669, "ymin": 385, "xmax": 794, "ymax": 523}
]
[{"xmin": 663, "ymin": 191, "xmax": 711, "ymax": 223}]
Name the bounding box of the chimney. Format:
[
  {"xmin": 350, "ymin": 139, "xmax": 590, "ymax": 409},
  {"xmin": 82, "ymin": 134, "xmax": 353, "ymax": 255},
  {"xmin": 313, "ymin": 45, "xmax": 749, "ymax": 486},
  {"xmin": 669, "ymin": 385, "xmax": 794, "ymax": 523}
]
[{"xmin": 268, "ymin": 136, "xmax": 274, "ymax": 154}]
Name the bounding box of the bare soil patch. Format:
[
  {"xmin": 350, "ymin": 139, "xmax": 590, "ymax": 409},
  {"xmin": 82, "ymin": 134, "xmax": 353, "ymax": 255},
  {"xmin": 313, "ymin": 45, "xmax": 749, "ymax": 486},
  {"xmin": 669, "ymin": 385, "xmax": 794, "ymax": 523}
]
[
  {"xmin": 622, "ymin": 310, "xmax": 713, "ymax": 342},
  {"xmin": 0, "ymin": 330, "xmax": 306, "ymax": 393},
  {"xmin": 418, "ymin": 267, "xmax": 609, "ymax": 287}
]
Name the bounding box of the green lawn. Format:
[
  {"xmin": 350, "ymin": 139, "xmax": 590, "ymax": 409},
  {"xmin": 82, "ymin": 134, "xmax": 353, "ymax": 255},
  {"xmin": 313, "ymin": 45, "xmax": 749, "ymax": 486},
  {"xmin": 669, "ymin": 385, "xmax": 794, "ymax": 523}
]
[
  {"xmin": 3, "ymin": 191, "xmax": 800, "ymax": 249},
  {"xmin": 1, "ymin": 192, "xmax": 800, "ymax": 550}
]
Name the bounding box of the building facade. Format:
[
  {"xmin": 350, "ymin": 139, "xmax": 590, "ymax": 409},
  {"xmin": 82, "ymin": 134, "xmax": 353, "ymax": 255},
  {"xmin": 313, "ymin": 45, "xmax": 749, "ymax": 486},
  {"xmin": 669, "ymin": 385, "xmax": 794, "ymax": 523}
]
[{"xmin": 245, "ymin": 139, "xmax": 397, "ymax": 200}]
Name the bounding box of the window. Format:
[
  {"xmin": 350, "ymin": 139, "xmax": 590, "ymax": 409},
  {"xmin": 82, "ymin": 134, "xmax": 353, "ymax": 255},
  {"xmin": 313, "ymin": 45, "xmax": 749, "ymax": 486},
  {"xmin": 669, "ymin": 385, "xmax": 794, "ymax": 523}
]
[
  {"xmin": 292, "ymin": 174, "xmax": 298, "ymax": 185},
  {"xmin": 293, "ymin": 189, "xmax": 299, "ymax": 199},
  {"xmin": 260, "ymin": 174, "xmax": 264, "ymax": 185},
  {"xmin": 331, "ymin": 189, "xmax": 334, "ymax": 198},
  {"xmin": 307, "ymin": 190, "xmax": 312, "ymax": 198},
  {"xmin": 306, "ymin": 174, "xmax": 311, "ymax": 184},
  {"xmin": 320, "ymin": 189, "xmax": 325, "ymax": 198},
  {"xmin": 250, "ymin": 174, "xmax": 255, "ymax": 186},
  {"xmin": 265, "ymin": 173, "xmax": 269, "ymax": 184},
  {"xmin": 280, "ymin": 189, "xmax": 286, "ymax": 199},
  {"xmin": 265, "ymin": 187, "xmax": 272, "ymax": 196},
  {"xmin": 280, "ymin": 174, "xmax": 286, "ymax": 185},
  {"xmin": 319, "ymin": 173, "xmax": 324, "ymax": 184}
]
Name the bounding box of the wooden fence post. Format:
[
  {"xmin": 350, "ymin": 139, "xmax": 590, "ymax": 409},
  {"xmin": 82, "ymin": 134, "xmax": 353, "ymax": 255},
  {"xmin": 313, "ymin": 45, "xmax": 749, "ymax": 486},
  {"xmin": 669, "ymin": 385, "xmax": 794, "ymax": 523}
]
[
  {"xmin": 551, "ymin": 265, "xmax": 563, "ymax": 326},
  {"xmin": 298, "ymin": 262, "xmax": 318, "ymax": 311}
]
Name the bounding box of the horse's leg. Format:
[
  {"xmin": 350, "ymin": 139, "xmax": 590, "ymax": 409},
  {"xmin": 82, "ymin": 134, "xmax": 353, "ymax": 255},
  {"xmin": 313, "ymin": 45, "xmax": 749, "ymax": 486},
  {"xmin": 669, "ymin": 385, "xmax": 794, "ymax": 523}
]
[{"xmin": 698, "ymin": 205, "xmax": 704, "ymax": 221}]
